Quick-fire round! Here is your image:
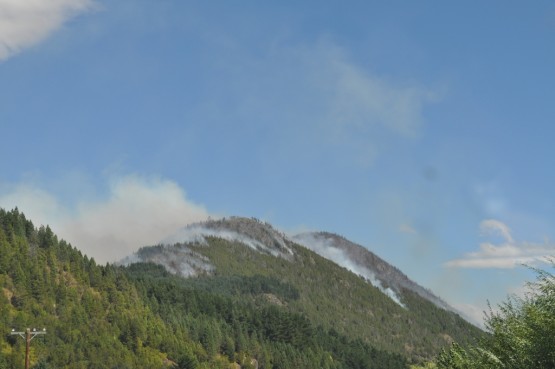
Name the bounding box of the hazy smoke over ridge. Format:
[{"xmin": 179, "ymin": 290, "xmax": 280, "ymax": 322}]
[
  {"xmin": 294, "ymin": 233, "xmax": 405, "ymax": 307},
  {"xmin": 162, "ymin": 224, "xmax": 293, "ymax": 258},
  {"xmin": 121, "ymin": 244, "xmax": 214, "ymax": 277}
]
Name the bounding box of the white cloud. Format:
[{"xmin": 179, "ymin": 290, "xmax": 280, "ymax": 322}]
[
  {"xmin": 318, "ymin": 44, "xmax": 437, "ymax": 138},
  {"xmin": 225, "ymin": 39, "xmax": 439, "ymax": 167},
  {"xmin": 297, "ymin": 41, "xmax": 439, "ymax": 149},
  {"xmin": 445, "ymin": 219, "xmax": 555, "ymax": 269},
  {"xmin": 480, "ymin": 219, "xmax": 514, "ymax": 243},
  {"xmin": 0, "ymin": 0, "xmax": 96, "ymax": 61},
  {"xmin": 0, "ymin": 175, "xmax": 210, "ymax": 263},
  {"xmin": 398, "ymin": 223, "xmax": 418, "ymax": 235}
]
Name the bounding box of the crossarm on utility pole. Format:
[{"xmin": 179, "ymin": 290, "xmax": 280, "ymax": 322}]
[{"xmin": 10, "ymin": 328, "xmax": 47, "ymax": 369}]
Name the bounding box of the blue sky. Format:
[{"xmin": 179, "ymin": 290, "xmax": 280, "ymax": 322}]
[{"xmin": 1, "ymin": 0, "xmax": 555, "ymax": 325}]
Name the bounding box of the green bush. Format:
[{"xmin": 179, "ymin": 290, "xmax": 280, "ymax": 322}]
[{"xmin": 437, "ymin": 264, "xmax": 555, "ymax": 369}]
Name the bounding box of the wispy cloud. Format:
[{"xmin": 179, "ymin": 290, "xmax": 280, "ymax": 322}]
[
  {"xmin": 0, "ymin": 175, "xmax": 210, "ymax": 263},
  {"xmin": 296, "ymin": 41, "xmax": 439, "ymax": 166},
  {"xmin": 480, "ymin": 219, "xmax": 514, "ymax": 243},
  {"xmin": 445, "ymin": 219, "xmax": 555, "ymax": 268},
  {"xmin": 0, "ymin": 0, "xmax": 96, "ymax": 61},
  {"xmin": 313, "ymin": 42, "xmax": 438, "ymax": 138},
  {"xmin": 398, "ymin": 223, "xmax": 418, "ymax": 235},
  {"xmin": 219, "ymin": 38, "xmax": 439, "ymax": 167}
]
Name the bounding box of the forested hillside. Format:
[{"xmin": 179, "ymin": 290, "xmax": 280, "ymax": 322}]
[
  {"xmin": 128, "ymin": 218, "xmax": 484, "ymax": 362},
  {"xmin": 294, "ymin": 232, "xmax": 455, "ymax": 312},
  {"xmin": 0, "ymin": 208, "xmax": 192, "ymax": 369},
  {"xmin": 0, "ymin": 208, "xmax": 410, "ymax": 369}
]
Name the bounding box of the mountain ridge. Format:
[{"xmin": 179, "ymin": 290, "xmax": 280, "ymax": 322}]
[
  {"xmin": 293, "ymin": 231, "xmax": 455, "ymax": 313},
  {"xmin": 124, "ymin": 216, "xmax": 483, "ymax": 361},
  {"xmin": 130, "ymin": 216, "xmax": 455, "ymax": 313}
]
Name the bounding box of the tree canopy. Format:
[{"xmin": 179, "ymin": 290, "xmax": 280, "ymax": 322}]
[{"xmin": 434, "ymin": 263, "xmax": 555, "ymax": 369}]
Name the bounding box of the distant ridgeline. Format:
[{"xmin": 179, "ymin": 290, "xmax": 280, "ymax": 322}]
[{"xmin": 0, "ymin": 209, "xmax": 481, "ymax": 369}]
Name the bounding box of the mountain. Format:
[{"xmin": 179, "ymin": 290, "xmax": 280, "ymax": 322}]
[
  {"xmin": 0, "ymin": 208, "xmax": 483, "ymax": 368},
  {"xmin": 125, "ymin": 216, "xmax": 483, "ymax": 362},
  {"xmin": 0, "ymin": 208, "xmax": 429, "ymax": 369}
]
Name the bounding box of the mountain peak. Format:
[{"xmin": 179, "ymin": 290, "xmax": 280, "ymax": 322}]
[{"xmin": 128, "ymin": 217, "xmax": 455, "ymax": 313}]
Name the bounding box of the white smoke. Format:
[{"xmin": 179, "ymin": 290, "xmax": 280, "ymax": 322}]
[
  {"xmin": 0, "ymin": 175, "xmax": 210, "ymax": 263},
  {"xmin": 121, "ymin": 244, "xmax": 215, "ymax": 277},
  {"xmin": 162, "ymin": 224, "xmax": 293, "ymax": 259},
  {"xmin": 293, "ymin": 233, "xmax": 406, "ymax": 307}
]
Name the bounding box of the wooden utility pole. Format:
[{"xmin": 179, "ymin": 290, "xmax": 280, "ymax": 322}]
[{"xmin": 11, "ymin": 328, "xmax": 46, "ymax": 369}]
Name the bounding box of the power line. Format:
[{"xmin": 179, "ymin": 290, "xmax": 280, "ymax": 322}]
[{"xmin": 10, "ymin": 328, "xmax": 46, "ymax": 369}]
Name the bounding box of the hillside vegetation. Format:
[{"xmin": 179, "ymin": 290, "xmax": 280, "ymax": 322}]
[
  {"xmin": 129, "ymin": 217, "xmax": 484, "ymax": 362},
  {"xmin": 413, "ymin": 263, "xmax": 555, "ymax": 369},
  {"xmin": 0, "ymin": 208, "xmax": 411, "ymax": 369}
]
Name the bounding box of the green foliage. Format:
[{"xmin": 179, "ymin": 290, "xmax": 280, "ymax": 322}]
[
  {"xmin": 0, "ymin": 208, "xmax": 482, "ymax": 369},
  {"xmin": 436, "ymin": 264, "xmax": 555, "ymax": 369},
  {"xmin": 31, "ymin": 359, "xmax": 51, "ymax": 369},
  {"xmin": 174, "ymin": 236, "xmax": 482, "ymax": 362},
  {"xmin": 0, "ymin": 208, "xmax": 410, "ymax": 369},
  {"xmin": 126, "ymin": 261, "xmax": 409, "ymax": 369},
  {"xmin": 0, "ymin": 208, "xmax": 192, "ymax": 368},
  {"xmin": 182, "ymin": 274, "xmax": 300, "ymax": 301},
  {"xmin": 177, "ymin": 348, "xmax": 199, "ymax": 369}
]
